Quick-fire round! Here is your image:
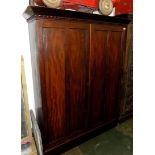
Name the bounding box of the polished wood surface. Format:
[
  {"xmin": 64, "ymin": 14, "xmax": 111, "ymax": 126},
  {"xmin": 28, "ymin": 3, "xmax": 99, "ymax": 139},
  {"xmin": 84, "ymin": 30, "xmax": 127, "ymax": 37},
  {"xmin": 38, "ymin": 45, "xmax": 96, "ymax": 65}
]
[
  {"xmin": 43, "ymin": 26, "xmax": 66, "ymax": 143},
  {"xmin": 105, "ymin": 31, "xmax": 123, "ymax": 122},
  {"xmin": 38, "ymin": 21, "xmax": 90, "ymax": 145},
  {"xmin": 89, "ymin": 25, "xmax": 108, "ymax": 127},
  {"xmin": 25, "ymin": 6, "xmax": 128, "ymax": 154},
  {"xmin": 89, "ymin": 24, "xmax": 125, "ymax": 127},
  {"xmin": 65, "ymin": 23, "xmax": 89, "ymax": 136}
]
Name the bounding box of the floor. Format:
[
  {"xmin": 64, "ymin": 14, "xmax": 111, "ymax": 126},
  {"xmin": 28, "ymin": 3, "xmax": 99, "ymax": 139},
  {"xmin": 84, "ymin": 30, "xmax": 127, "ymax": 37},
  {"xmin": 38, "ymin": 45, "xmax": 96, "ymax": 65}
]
[{"xmin": 62, "ymin": 119, "xmax": 133, "ymax": 155}]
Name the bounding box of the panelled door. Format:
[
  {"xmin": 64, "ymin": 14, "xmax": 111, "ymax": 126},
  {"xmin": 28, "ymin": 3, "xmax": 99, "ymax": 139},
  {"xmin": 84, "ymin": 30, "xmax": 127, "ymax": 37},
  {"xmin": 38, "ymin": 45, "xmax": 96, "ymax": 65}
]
[
  {"xmin": 89, "ymin": 24, "xmax": 125, "ymax": 128},
  {"xmin": 65, "ymin": 22, "xmax": 90, "ymax": 137},
  {"xmin": 40, "ymin": 19, "xmax": 125, "ymax": 145},
  {"xmin": 40, "ymin": 20, "xmax": 90, "ymax": 144}
]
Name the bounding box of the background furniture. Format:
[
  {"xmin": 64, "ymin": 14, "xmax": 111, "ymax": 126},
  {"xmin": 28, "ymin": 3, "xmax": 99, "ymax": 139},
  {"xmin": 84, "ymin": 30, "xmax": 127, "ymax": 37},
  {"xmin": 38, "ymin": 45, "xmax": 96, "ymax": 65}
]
[
  {"xmin": 118, "ymin": 14, "xmax": 133, "ymax": 121},
  {"xmin": 24, "ymin": 6, "xmax": 131, "ymax": 154}
]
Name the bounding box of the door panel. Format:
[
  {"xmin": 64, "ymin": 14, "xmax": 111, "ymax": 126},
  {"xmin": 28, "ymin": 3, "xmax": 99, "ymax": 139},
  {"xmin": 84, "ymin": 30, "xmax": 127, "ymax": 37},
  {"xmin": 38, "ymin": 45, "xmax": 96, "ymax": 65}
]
[
  {"xmin": 42, "ymin": 21, "xmax": 90, "ymax": 142},
  {"xmin": 105, "ymin": 31, "xmax": 123, "ymax": 122},
  {"xmin": 89, "ymin": 26, "xmax": 108, "ymax": 127},
  {"xmin": 89, "ymin": 24, "xmax": 124, "ymax": 127},
  {"xmin": 43, "ymin": 27, "xmax": 66, "ymax": 143},
  {"xmin": 66, "ymin": 25, "xmax": 89, "ymax": 136}
]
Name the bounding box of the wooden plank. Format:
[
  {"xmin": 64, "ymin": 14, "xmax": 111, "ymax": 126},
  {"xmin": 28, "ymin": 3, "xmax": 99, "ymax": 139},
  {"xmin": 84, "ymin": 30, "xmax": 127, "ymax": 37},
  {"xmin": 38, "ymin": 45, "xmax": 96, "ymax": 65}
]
[{"xmin": 21, "ymin": 56, "xmax": 32, "ymax": 143}]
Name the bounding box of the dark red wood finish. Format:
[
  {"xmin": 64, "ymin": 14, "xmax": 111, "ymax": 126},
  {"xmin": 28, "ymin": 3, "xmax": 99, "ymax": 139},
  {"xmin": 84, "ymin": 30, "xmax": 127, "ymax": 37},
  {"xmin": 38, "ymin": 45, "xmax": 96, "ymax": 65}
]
[
  {"xmin": 89, "ymin": 24, "xmax": 125, "ymax": 127},
  {"xmin": 25, "ymin": 7, "xmax": 128, "ymax": 155},
  {"xmin": 36, "ymin": 20, "xmax": 90, "ymax": 146},
  {"xmin": 105, "ymin": 30, "xmax": 124, "ymax": 122},
  {"xmin": 65, "ymin": 23, "xmax": 90, "ymax": 137},
  {"xmin": 89, "ymin": 24, "xmax": 108, "ymax": 127},
  {"xmin": 43, "ymin": 26, "xmax": 66, "ymax": 144}
]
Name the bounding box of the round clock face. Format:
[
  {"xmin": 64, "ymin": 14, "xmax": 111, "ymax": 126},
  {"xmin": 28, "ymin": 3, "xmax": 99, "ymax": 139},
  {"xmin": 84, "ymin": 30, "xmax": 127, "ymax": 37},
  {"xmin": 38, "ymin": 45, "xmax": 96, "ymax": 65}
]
[
  {"xmin": 43, "ymin": 0, "xmax": 62, "ymax": 8},
  {"xmin": 99, "ymin": 0, "xmax": 113, "ymax": 16}
]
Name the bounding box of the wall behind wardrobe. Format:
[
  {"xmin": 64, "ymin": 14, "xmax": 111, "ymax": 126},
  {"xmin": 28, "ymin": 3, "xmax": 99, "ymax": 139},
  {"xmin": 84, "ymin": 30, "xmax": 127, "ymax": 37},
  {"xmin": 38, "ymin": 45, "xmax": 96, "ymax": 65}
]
[{"xmin": 20, "ymin": 1, "xmax": 35, "ymax": 114}]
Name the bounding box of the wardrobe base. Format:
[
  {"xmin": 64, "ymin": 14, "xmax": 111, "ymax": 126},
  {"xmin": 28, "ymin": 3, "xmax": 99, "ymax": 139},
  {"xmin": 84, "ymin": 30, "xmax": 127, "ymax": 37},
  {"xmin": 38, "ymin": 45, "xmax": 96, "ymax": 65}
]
[
  {"xmin": 44, "ymin": 119, "xmax": 117, "ymax": 155},
  {"xmin": 119, "ymin": 112, "xmax": 133, "ymax": 123}
]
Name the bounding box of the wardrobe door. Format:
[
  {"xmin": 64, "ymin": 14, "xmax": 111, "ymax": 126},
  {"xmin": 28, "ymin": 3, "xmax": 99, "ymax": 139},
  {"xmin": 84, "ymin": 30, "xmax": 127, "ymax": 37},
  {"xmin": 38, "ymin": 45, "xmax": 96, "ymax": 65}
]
[
  {"xmin": 65, "ymin": 22, "xmax": 90, "ymax": 137},
  {"xmin": 40, "ymin": 20, "xmax": 90, "ymax": 144},
  {"xmin": 89, "ymin": 24, "xmax": 125, "ymax": 127},
  {"xmin": 41, "ymin": 21, "xmax": 66, "ymax": 145}
]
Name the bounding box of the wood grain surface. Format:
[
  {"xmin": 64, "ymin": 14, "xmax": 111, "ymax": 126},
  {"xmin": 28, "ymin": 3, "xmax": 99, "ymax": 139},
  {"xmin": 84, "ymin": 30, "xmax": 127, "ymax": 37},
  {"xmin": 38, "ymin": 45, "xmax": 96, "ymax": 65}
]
[
  {"xmin": 89, "ymin": 25, "xmax": 108, "ymax": 127},
  {"xmin": 105, "ymin": 31, "xmax": 123, "ymax": 122},
  {"xmin": 65, "ymin": 25, "xmax": 89, "ymax": 136},
  {"xmin": 43, "ymin": 27, "xmax": 66, "ymax": 143},
  {"xmin": 27, "ymin": 15, "xmax": 127, "ymax": 154}
]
